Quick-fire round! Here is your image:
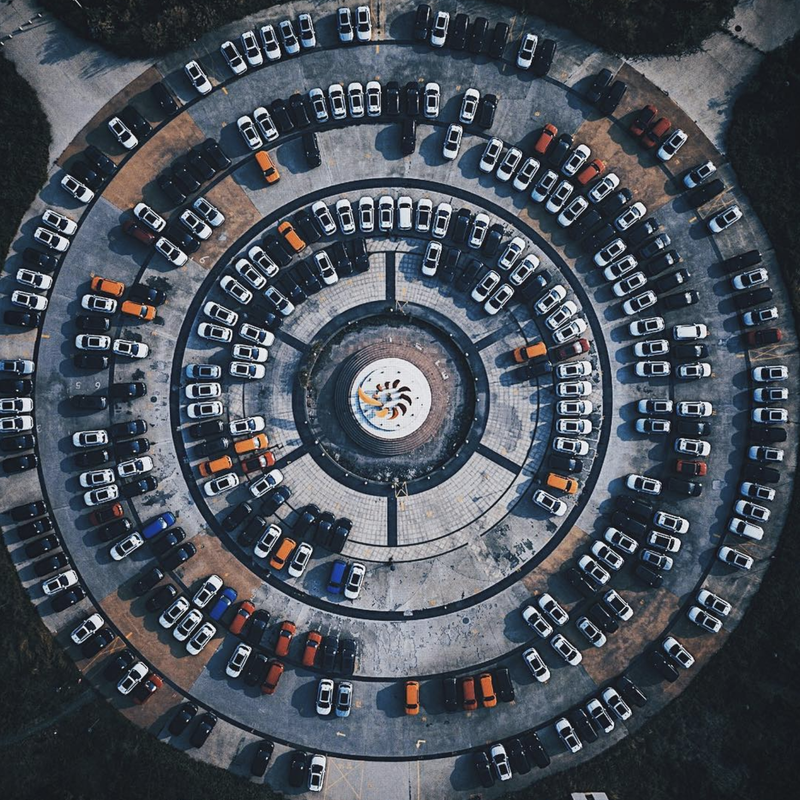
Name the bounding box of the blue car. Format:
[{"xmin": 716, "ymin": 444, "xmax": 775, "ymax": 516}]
[
  {"xmin": 209, "ymin": 587, "xmax": 237, "ymax": 621},
  {"xmin": 327, "ymin": 559, "xmax": 348, "ymax": 594},
  {"xmin": 142, "ymin": 511, "xmax": 176, "ymax": 539}
]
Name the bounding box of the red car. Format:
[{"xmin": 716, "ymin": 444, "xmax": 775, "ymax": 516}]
[
  {"xmin": 554, "ymin": 338, "xmax": 591, "ymax": 362},
  {"xmin": 261, "ymin": 660, "xmax": 284, "ymax": 695},
  {"xmin": 122, "ymin": 218, "xmax": 156, "ymax": 246},
  {"xmin": 746, "ymin": 328, "xmax": 781, "ymax": 346},
  {"xmin": 241, "ymin": 452, "xmax": 277, "ymax": 474},
  {"xmin": 534, "ymin": 123, "xmax": 558, "ymax": 155},
  {"xmin": 675, "ymin": 460, "xmax": 707, "ymax": 477},
  {"xmin": 302, "ymin": 630, "xmax": 322, "ymax": 667},
  {"xmin": 641, "ymin": 117, "xmax": 670, "ymax": 148},
  {"xmin": 229, "ymin": 601, "xmax": 255, "ymax": 635},
  {"xmin": 576, "ymin": 158, "xmax": 605, "ymax": 186},
  {"xmin": 629, "ymin": 104, "xmax": 657, "ymax": 137},
  {"xmin": 275, "ymin": 620, "xmax": 296, "ymax": 657},
  {"xmin": 133, "ymin": 673, "xmax": 163, "ymax": 705},
  {"xmin": 88, "ymin": 502, "xmax": 124, "ymax": 527}
]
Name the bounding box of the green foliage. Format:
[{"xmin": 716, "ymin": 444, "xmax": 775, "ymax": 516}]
[
  {"xmin": 728, "ymin": 33, "xmax": 800, "ymax": 314},
  {"xmin": 0, "ymin": 54, "xmax": 52, "ymax": 264}
]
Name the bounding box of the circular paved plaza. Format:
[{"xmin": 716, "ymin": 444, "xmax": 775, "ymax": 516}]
[{"xmin": 1, "ymin": 1, "xmax": 798, "ymax": 798}]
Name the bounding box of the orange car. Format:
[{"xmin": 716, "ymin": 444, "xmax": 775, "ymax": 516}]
[
  {"xmin": 91, "ymin": 276, "xmax": 125, "ymax": 297},
  {"xmin": 242, "ymin": 452, "xmax": 276, "ymax": 474},
  {"xmin": 302, "ymin": 630, "xmax": 323, "ymax": 667},
  {"xmin": 255, "ymin": 150, "xmax": 280, "ymax": 184},
  {"xmin": 198, "ymin": 455, "xmax": 233, "ymax": 477},
  {"xmin": 576, "ymin": 158, "xmax": 605, "ymax": 186},
  {"xmin": 269, "ymin": 537, "xmax": 297, "ymax": 570},
  {"xmin": 461, "ymin": 677, "xmax": 478, "ymax": 711},
  {"xmin": 405, "ymin": 680, "xmax": 420, "ymax": 715},
  {"xmin": 546, "ymin": 472, "xmax": 579, "ymax": 495},
  {"xmin": 261, "ymin": 659, "xmax": 284, "ymax": 694},
  {"xmin": 121, "ymin": 300, "xmax": 157, "ymax": 321},
  {"xmin": 277, "ymin": 221, "xmax": 306, "ymax": 253},
  {"xmin": 275, "ymin": 620, "xmax": 296, "ymax": 657},
  {"xmin": 534, "ymin": 123, "xmax": 557, "ymax": 155},
  {"xmin": 478, "ymin": 673, "xmax": 497, "ymax": 708},
  {"xmin": 229, "ymin": 601, "xmax": 255, "ymax": 635},
  {"xmin": 513, "ymin": 342, "xmax": 547, "ymax": 364},
  {"xmin": 234, "ymin": 433, "xmax": 269, "ymax": 455}
]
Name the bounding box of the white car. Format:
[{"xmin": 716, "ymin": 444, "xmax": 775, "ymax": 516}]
[
  {"xmin": 626, "ymin": 474, "xmax": 662, "ymax": 495},
  {"xmin": 663, "ymin": 636, "xmax": 694, "ymax": 668},
  {"xmin": 430, "ymin": 10, "xmax": 450, "ymax": 47},
  {"xmin": 313, "ymin": 251, "xmax": 339, "ymax": 285},
  {"xmin": 623, "ymin": 290, "xmax": 657, "ymax": 316},
  {"xmin": 513, "ymin": 157, "xmax": 540, "ymax": 191},
  {"xmin": 749, "ymin": 445, "xmax": 784, "ymax": 463},
  {"xmin": 117, "ymin": 662, "xmax": 148, "ymax": 695},
  {"xmin": 232, "ymin": 344, "xmax": 269, "ymax": 363},
  {"xmin": 220, "ymin": 40, "xmax": 247, "ymax": 74},
  {"xmin": 79, "ymin": 468, "xmax": 115, "ymax": 489},
  {"xmin": 155, "ymin": 237, "xmax": 188, "ymax": 267},
  {"xmin": 480, "ymin": 137, "xmax": 504, "ymax": 173},
  {"xmin": 42, "ymin": 569, "xmax": 79, "ymax": 596},
  {"xmin": 264, "ymin": 286, "xmax": 295, "ymax": 316},
  {"xmin": 187, "ymin": 401, "xmax": 223, "ymax": 419},
  {"xmin": 75, "ymin": 334, "xmax": 111, "ymax": 352},
  {"xmin": 555, "ymin": 359, "xmax": 592, "ymax": 379},
  {"xmin": 335, "ymin": 199, "xmax": 357, "ymax": 234},
  {"xmin": 602, "ymin": 687, "xmax": 632, "ymax": 721},
  {"xmin": 184, "ymin": 60, "xmax": 212, "ymax": 95},
  {"xmin": 634, "ymin": 338, "xmax": 669, "ymax": 358},
  {"xmin": 594, "ymin": 238, "xmax": 627, "ymax": 267},
  {"xmin": 423, "ymin": 82, "xmax": 440, "ymax": 119},
  {"xmin": 355, "ymin": 5, "xmax": 372, "ymax": 41},
  {"xmin": 654, "ymin": 511, "xmax": 689, "ymax": 534},
  {"xmin": 497, "ymin": 147, "xmax": 523, "ymax": 182},
  {"xmin": 308, "ymin": 88, "xmax": 329, "ymax": 123},
  {"xmin": 0, "ymin": 398, "xmax": 33, "ymax": 414},
  {"xmin": 557, "ymin": 400, "xmax": 592, "ymax": 417},
  {"xmin": 421, "ymin": 241, "xmax": 442, "ymax": 277},
  {"xmin": 545, "ymin": 300, "xmax": 578, "ymax": 331},
  {"xmin": 344, "ymin": 562, "xmax": 366, "ymax": 600},
  {"xmin": 287, "ymin": 541, "xmax": 313, "ymax": 578},
  {"xmin": 604, "ymin": 527, "xmax": 638, "ymax": 554},
  {"xmin": 657, "ymin": 129, "xmax": 688, "ymax": 161},
  {"xmin": 552, "ymin": 437, "xmax": 590, "ymax": 456},
  {"xmin": 708, "ymin": 205, "xmax": 743, "ymax": 233},
  {"xmin": 728, "ymin": 517, "xmax": 764, "ymax": 541},
  {"xmin": 742, "ymin": 306, "xmax": 778, "ymax": 327},
  {"xmin": 240, "ymin": 30, "xmax": 263, "ymax": 67},
  {"xmin": 484, "ymin": 284, "xmax": 514, "ymax": 316},
  {"xmin": 358, "ymin": 196, "xmax": 375, "ymax": 232},
  {"xmin": 61, "ymin": 174, "xmax": 94, "ymax": 203},
  {"xmin": 204, "ymin": 301, "xmax": 239, "ymax": 326},
  {"xmin": 688, "ymin": 605, "xmax": 723, "ymax": 633},
  {"xmin": 591, "ymin": 541, "xmax": 625, "ymax": 571},
  {"xmin": 432, "ymin": 202, "xmax": 452, "ymax": 239},
  {"xmin": 635, "ymin": 418, "xmax": 670, "ymax": 434},
  {"xmin": 604, "ymin": 254, "xmax": 639, "ymax": 282},
  {"xmin": 204, "ymin": 473, "xmax": 240, "ymax": 498},
  {"xmin": 555, "ymin": 379, "xmax": 593, "ymax": 399},
  {"xmin": 42, "ymin": 209, "xmax": 77, "ymax": 236},
  {"xmin": 113, "ymin": 339, "xmax": 149, "ymax": 359},
  {"xmin": 366, "ymin": 80, "xmax": 382, "ymax": 117},
  {"xmin": 237, "ymin": 115, "xmax": 262, "ymax": 150},
  {"xmin": 187, "ymin": 622, "xmax": 216, "ymax": 655},
  {"xmin": 578, "ymin": 554, "xmax": 610, "ymax": 586},
  {"xmin": 108, "ymin": 116, "xmax": 138, "ymax": 150},
  {"xmin": 197, "ymin": 322, "xmax": 232, "ymax": 343},
  {"xmin": 498, "ymin": 236, "xmax": 526, "ymax": 270},
  {"xmin": 250, "ymin": 469, "xmax": 284, "ymax": 499},
  {"xmin": 556, "ymin": 717, "xmax": 583, "ymax": 753},
  {"xmin": 522, "ymin": 646, "xmax": 550, "ymax": 682},
  {"xmin": 509, "ymin": 254, "xmax": 539, "ymax": 286},
  {"xmin": 752, "ymin": 365, "xmax": 788, "ymax": 382},
  {"xmin": 732, "ymin": 268, "xmax": 769, "ymax": 291},
  {"xmin": 159, "ymin": 596, "xmax": 190, "ymax": 628},
  {"xmin": 0, "ymin": 415, "xmax": 33, "ymax": 434},
  {"xmin": 253, "ymin": 524, "xmax": 281, "ymax": 559},
  {"xmin": 471, "ymin": 270, "xmax": 501, "ymax": 303},
  {"xmin": 117, "ymin": 457, "xmax": 154, "ymax": 478},
  {"xmin": 179, "ymin": 210, "xmax": 212, "ymax": 240},
  {"xmin": 229, "ymin": 416, "xmax": 266, "ymax": 436},
  {"xmin": 70, "ymin": 613, "xmax": 105, "ymax": 645},
  {"xmin": 535, "ymin": 285, "xmax": 567, "ymax": 316},
  {"xmin": 239, "ymin": 323, "xmax": 275, "ymax": 346},
  {"xmin": 557, "ymin": 195, "xmax": 589, "ymax": 227},
  {"xmin": 684, "ymin": 160, "xmax": 716, "ymax": 188},
  {"xmin": 397, "ymin": 196, "xmax": 413, "ymax": 231},
  {"xmin": 442, "ymin": 123, "xmax": 463, "ymax": 160},
  {"xmin": 545, "ymin": 179, "xmax": 574, "ymax": 214},
  {"xmin": 377, "ymin": 195, "xmax": 394, "ymax": 231},
  {"xmin": 614, "ymin": 202, "xmax": 647, "ymax": 232},
  {"xmin": 677, "ymin": 401, "xmax": 713, "ymax": 418},
  {"xmin": 415, "ymin": 199, "xmax": 433, "ymax": 232},
  {"xmin": 259, "ymin": 25, "xmax": 282, "ymax": 60},
  {"xmin": 635, "ymin": 360, "xmax": 670, "ymax": 378},
  {"xmin": 73, "ymin": 429, "xmax": 108, "ymax": 448},
  {"xmin": 173, "ymin": 609, "xmax": 203, "ymax": 642},
  {"xmin": 630, "ymin": 316, "xmax": 665, "ymax": 337},
  {"xmin": 740, "ymin": 482, "xmax": 776, "ymax": 502},
  {"xmin": 552, "ymin": 318, "xmax": 587, "ymax": 344},
  {"xmin": 556, "ymin": 418, "xmax": 593, "ymax": 436},
  {"xmin": 226, "ymin": 643, "xmax": 252, "ymax": 678},
  {"xmin": 677, "ymin": 362, "xmax": 712, "ymax": 380},
  {"xmin": 34, "ymin": 226, "xmax": 70, "ymax": 252},
  {"xmin": 532, "ymin": 489, "xmax": 567, "ymax": 516},
  {"xmin": 718, "ymin": 545, "xmax": 754, "ymax": 571},
  {"xmin": 347, "ymin": 81, "xmax": 365, "ymax": 117},
  {"xmin": 278, "ymin": 20, "xmax": 300, "ymax": 54},
  {"xmin": 561, "ymin": 144, "xmax": 591, "ymax": 177},
  {"xmin": 586, "ymin": 698, "xmax": 615, "ymax": 733},
  {"xmin": 234, "ymin": 259, "xmax": 267, "ymax": 291},
  {"xmin": 252, "ymin": 107, "xmax": 279, "ymax": 142},
  {"xmin": 84, "ymin": 484, "xmax": 119, "ymax": 507},
  {"xmin": 308, "ymin": 754, "xmax": 327, "ymax": 793},
  {"xmin": 316, "ymin": 678, "xmax": 334, "ymax": 716},
  {"xmin": 675, "ymin": 437, "xmax": 711, "ymax": 456},
  {"xmin": 327, "ymin": 84, "xmax": 347, "ymax": 120},
  {"xmin": 194, "ymin": 197, "xmax": 224, "ymax": 227},
  {"xmin": 521, "ymin": 604, "xmax": 553, "ymax": 638},
  {"xmin": 11, "ymin": 290, "xmax": 47, "ymax": 312},
  {"xmin": 298, "ymin": 13, "xmax": 316, "ymax": 48},
  {"xmin": 110, "ymin": 532, "xmax": 144, "ymax": 561},
  {"xmin": 230, "ymin": 361, "xmax": 265, "ymax": 380},
  {"xmin": 587, "ymin": 173, "xmax": 620, "ymax": 203},
  {"xmin": 603, "ymin": 588, "xmax": 634, "ymax": 620},
  {"xmin": 698, "ymin": 589, "xmax": 732, "ymax": 617},
  {"xmin": 459, "ymin": 88, "xmax": 480, "ymax": 124},
  {"xmin": 648, "ymin": 532, "xmax": 681, "ymax": 553},
  {"xmin": 516, "ymin": 32, "xmax": 538, "ymax": 69},
  {"xmin": 489, "ymin": 743, "xmax": 512, "ymax": 782},
  {"xmin": 468, "ymin": 213, "xmax": 490, "ymax": 249},
  {"xmin": 551, "ymin": 633, "xmax": 582, "ymax": 665},
  {"xmin": 193, "ymin": 575, "xmax": 223, "ymax": 608},
  {"xmin": 16, "ymin": 269, "xmax": 53, "ymax": 291}
]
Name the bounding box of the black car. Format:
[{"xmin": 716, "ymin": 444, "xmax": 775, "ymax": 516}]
[
  {"xmin": 246, "ymin": 611, "xmax": 272, "ymax": 649},
  {"xmin": 293, "ymin": 210, "xmax": 322, "ymax": 243},
  {"xmin": 84, "ymin": 145, "xmax": 117, "ymax": 177},
  {"xmin": 401, "ymin": 117, "xmax": 417, "ymax": 155},
  {"xmin": 473, "ymin": 751, "xmax": 495, "ymax": 788},
  {"xmin": 634, "ymin": 562, "xmax": 664, "ymax": 588},
  {"xmin": 288, "ymin": 93, "xmax": 311, "ymax": 128},
  {"xmin": 190, "ymin": 712, "xmax": 217, "ymax": 748},
  {"xmin": 548, "ymin": 133, "xmax": 574, "ymax": 168},
  {"xmin": 654, "ymin": 268, "xmax": 691, "ymax": 293},
  {"xmin": 330, "ymin": 517, "xmax": 352, "ymax": 552},
  {"xmin": 157, "ymin": 174, "xmax": 187, "ymax": 205},
  {"xmin": 627, "ymin": 217, "xmax": 660, "ymax": 248},
  {"xmin": 568, "ymin": 707, "xmax": 599, "ymax": 743},
  {"xmin": 404, "ymin": 82, "xmax": 420, "ymax": 116},
  {"xmin": 340, "ymin": 637, "xmax": 357, "ymax": 675},
  {"xmin": 449, "ymin": 12, "xmax": 469, "ymax": 49},
  {"xmin": 720, "ymin": 248, "xmax": 761, "ymax": 274},
  {"xmin": 565, "ymin": 566, "xmax": 597, "ymax": 599},
  {"xmin": 131, "ymin": 286, "xmax": 168, "ymax": 309},
  {"xmin": 188, "ymin": 419, "xmax": 223, "ymax": 440},
  {"xmin": 168, "ymin": 701, "xmax": 199, "ymax": 737},
  {"xmin": 617, "ymin": 674, "xmax": 647, "ymax": 707},
  {"xmin": 172, "ymin": 162, "xmax": 201, "ymax": 194},
  {"xmin": 637, "ymin": 233, "xmax": 671, "ymax": 260},
  {"xmin": 132, "ymin": 566, "xmax": 165, "ymax": 597},
  {"xmin": 296, "ymin": 259, "xmax": 323, "ymax": 293},
  {"xmin": 524, "ymin": 732, "xmax": 551, "ymax": 768},
  {"xmin": 488, "ymin": 21, "xmax": 508, "ymax": 58},
  {"xmin": 187, "ymin": 148, "xmax": 216, "ymax": 181},
  {"xmin": 442, "ymin": 677, "xmax": 459, "ymax": 711},
  {"xmin": 352, "ymin": 238, "xmax": 370, "ymax": 272},
  {"xmin": 74, "ymin": 448, "xmax": 111, "ymax": 468},
  {"xmin": 583, "ymin": 223, "xmax": 616, "ymax": 253},
  {"xmin": 22, "ymin": 248, "xmax": 58, "ymax": 272},
  {"xmin": 270, "ymin": 98, "xmax": 295, "ymax": 133},
  {"xmin": 263, "ymin": 234, "xmax": 293, "ymax": 267},
  {"xmin": 644, "ymin": 249, "xmax": 681, "ymax": 277},
  {"xmin": 519, "ymin": 269, "xmax": 552, "ymax": 299},
  {"xmin": 322, "ymin": 635, "xmax": 339, "ymax": 672},
  {"xmin": 295, "ymin": 504, "xmax": 320, "ymax": 539},
  {"xmin": 124, "ymin": 475, "xmax": 158, "ymax": 498},
  {"xmin": 614, "ymin": 494, "xmax": 653, "ymax": 520},
  {"xmin": 238, "ymin": 514, "xmax": 269, "ymax": 548},
  {"xmin": 146, "ymin": 583, "xmax": 178, "ymax": 613},
  {"xmin": 196, "ymin": 436, "xmax": 229, "ymax": 458},
  {"xmin": 649, "ymin": 648, "xmax": 679, "ymax": 682},
  {"xmin": 244, "ymin": 652, "xmax": 270, "ymax": 685},
  {"xmin": 70, "ymin": 161, "xmax": 103, "ymax": 191},
  {"xmin": 5, "ymin": 310, "xmax": 41, "ymax": 329},
  {"xmin": 151, "ymin": 527, "xmax": 186, "ymax": 558},
  {"xmin": 569, "ymin": 208, "xmax": 603, "ymax": 241},
  {"xmin": 662, "ymin": 289, "xmax": 700, "ymax": 310},
  {"xmin": 588, "ymin": 602, "xmax": 620, "ymax": 633},
  {"xmin": 251, "ymin": 740, "xmax": 275, "ymax": 777},
  {"xmin": 51, "ymin": 587, "xmax": 85, "ymax": 612},
  {"xmin": 439, "ymin": 247, "xmax": 461, "ymax": 284},
  {"xmin": 667, "ymin": 477, "xmax": 703, "ymax": 497},
  {"xmin": 81, "ymin": 627, "xmax": 116, "ymax": 658},
  {"xmin": 25, "ymin": 535, "xmax": 59, "ymax": 559},
  {"xmin": 384, "ymin": 80, "xmax": 401, "ymax": 115},
  {"xmin": 119, "ymin": 105, "xmax": 152, "ymax": 140},
  {"xmin": 277, "ymin": 272, "xmax": 307, "ymax": 305},
  {"xmin": 673, "ymin": 343, "xmax": 708, "ymax": 360},
  {"xmin": 675, "ymin": 419, "xmax": 711, "ymax": 437},
  {"xmin": 151, "ymin": 81, "xmax": 179, "ymax": 115},
  {"xmin": 222, "ymin": 501, "xmax": 253, "ymax": 532},
  {"xmin": 262, "ymin": 485, "xmax": 292, "ymax": 516},
  {"xmin": 598, "ymin": 188, "xmax": 632, "ymax": 219},
  {"xmin": 300, "ymin": 130, "xmax": 321, "ymax": 168},
  {"xmin": 743, "ymin": 464, "xmax": 780, "ymax": 484},
  {"xmin": 2, "ymin": 453, "xmax": 38, "ymax": 474},
  {"xmin": 1, "ymin": 434, "xmax": 35, "ymax": 453},
  {"xmin": 734, "ymin": 287, "xmax": 773, "ymax": 311},
  {"xmin": 468, "ymin": 16, "xmax": 488, "ymax": 54},
  {"xmin": 74, "ymin": 352, "xmax": 109, "ymax": 370},
  {"xmin": 599, "ymin": 80, "xmax": 627, "ymax": 115},
  {"xmin": 168, "ymin": 226, "xmax": 201, "ymax": 254},
  {"xmin": 98, "ymin": 517, "xmax": 133, "ymax": 543},
  {"xmin": 288, "ymin": 751, "xmax": 308, "ymax": 788},
  {"xmin": 161, "ymin": 542, "xmax": 196, "ymax": 570},
  {"xmin": 76, "ymin": 314, "xmax": 111, "ymax": 333},
  {"xmin": 452, "ymin": 208, "xmax": 472, "ymax": 243},
  {"xmin": 315, "ymin": 511, "xmax": 336, "ymax": 546},
  {"xmin": 506, "ymin": 737, "xmax": 531, "ymax": 774},
  {"xmin": 475, "ymin": 94, "xmax": 497, "ymax": 129},
  {"xmin": 17, "ymin": 516, "xmax": 52, "ymax": 538},
  {"xmin": 103, "ymin": 648, "xmax": 136, "ymax": 683},
  {"xmin": 9, "ymin": 499, "xmax": 46, "ymax": 522},
  {"xmin": 481, "ymin": 223, "xmax": 504, "ymax": 257},
  {"xmin": 532, "ymin": 38, "xmax": 557, "ymax": 76},
  {"xmin": 688, "ymin": 178, "xmax": 725, "ymax": 209},
  {"xmin": 493, "ymin": 667, "xmax": 515, "ymax": 702},
  {"xmin": 413, "ymin": 4, "xmax": 431, "ymax": 41},
  {"xmin": 611, "ymin": 510, "xmax": 647, "ymax": 538},
  {"xmin": 114, "ymin": 438, "xmax": 150, "ymax": 459},
  {"xmin": 586, "ymin": 68, "xmax": 614, "ymax": 105},
  {"xmin": 749, "ymin": 426, "xmax": 787, "ymax": 444},
  {"xmin": 111, "ymin": 382, "xmax": 147, "ymax": 400},
  {"xmin": 549, "ymin": 454, "xmax": 583, "ymax": 473},
  {"xmin": 330, "ymin": 241, "xmax": 354, "ymax": 276},
  {"xmin": 202, "ymin": 138, "xmax": 232, "ymax": 170}
]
